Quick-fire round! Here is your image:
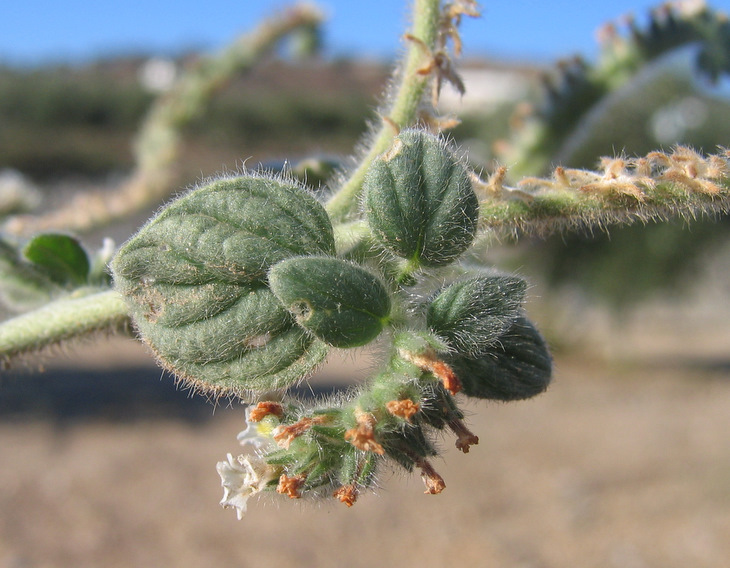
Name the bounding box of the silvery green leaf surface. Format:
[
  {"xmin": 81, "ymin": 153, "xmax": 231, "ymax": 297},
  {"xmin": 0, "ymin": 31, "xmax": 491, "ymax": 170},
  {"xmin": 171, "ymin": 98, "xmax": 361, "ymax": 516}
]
[
  {"xmin": 114, "ymin": 176, "xmax": 335, "ymax": 286},
  {"xmin": 268, "ymin": 256, "xmax": 391, "ymax": 348},
  {"xmin": 427, "ymin": 274, "xmax": 526, "ymax": 356},
  {"xmin": 112, "ymin": 176, "xmax": 334, "ymax": 396},
  {"xmin": 363, "ymin": 130, "xmax": 479, "ymax": 267}
]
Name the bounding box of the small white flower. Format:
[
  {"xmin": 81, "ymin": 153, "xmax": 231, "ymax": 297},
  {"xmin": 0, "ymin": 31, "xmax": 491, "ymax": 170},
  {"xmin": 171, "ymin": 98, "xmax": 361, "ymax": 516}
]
[
  {"xmin": 236, "ymin": 406, "xmax": 272, "ymax": 449},
  {"xmin": 216, "ymin": 453, "xmax": 277, "ymax": 519}
]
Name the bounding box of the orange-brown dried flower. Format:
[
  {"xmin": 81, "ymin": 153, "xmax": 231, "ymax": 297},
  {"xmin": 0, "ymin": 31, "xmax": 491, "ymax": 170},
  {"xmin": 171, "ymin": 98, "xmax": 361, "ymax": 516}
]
[
  {"xmin": 386, "ymin": 399, "xmax": 421, "ymax": 421},
  {"xmin": 344, "ymin": 411, "xmax": 385, "ymax": 455},
  {"xmin": 273, "ymin": 415, "xmax": 329, "ymax": 449},
  {"xmin": 277, "ymin": 474, "xmax": 306, "ymax": 499},
  {"xmin": 418, "ymin": 459, "xmax": 446, "ymax": 494},
  {"xmin": 249, "ymin": 401, "xmax": 284, "ymax": 422},
  {"xmin": 399, "ymin": 348, "xmax": 462, "ymax": 395},
  {"xmin": 333, "ymin": 484, "xmax": 358, "ymax": 507},
  {"xmin": 449, "ymin": 419, "xmax": 479, "ymax": 453}
]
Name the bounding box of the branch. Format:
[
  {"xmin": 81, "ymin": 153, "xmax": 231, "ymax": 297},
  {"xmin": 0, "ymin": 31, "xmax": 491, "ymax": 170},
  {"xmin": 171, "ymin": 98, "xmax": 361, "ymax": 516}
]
[
  {"xmin": 326, "ymin": 0, "xmax": 457, "ymax": 222},
  {"xmin": 479, "ymin": 146, "xmax": 730, "ymax": 237},
  {"xmin": 0, "ymin": 289, "xmax": 129, "ymax": 365},
  {"xmin": 498, "ymin": 1, "xmax": 730, "ymax": 178}
]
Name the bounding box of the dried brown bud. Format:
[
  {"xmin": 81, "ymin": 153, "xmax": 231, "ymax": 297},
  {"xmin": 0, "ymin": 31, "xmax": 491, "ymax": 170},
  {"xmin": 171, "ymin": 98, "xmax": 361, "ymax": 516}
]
[
  {"xmin": 333, "ymin": 485, "xmax": 358, "ymax": 507},
  {"xmin": 344, "ymin": 411, "xmax": 385, "ymax": 455},
  {"xmin": 277, "ymin": 474, "xmax": 306, "ymax": 499},
  {"xmin": 273, "ymin": 415, "xmax": 329, "ymax": 449},
  {"xmin": 249, "ymin": 401, "xmax": 284, "ymax": 422}
]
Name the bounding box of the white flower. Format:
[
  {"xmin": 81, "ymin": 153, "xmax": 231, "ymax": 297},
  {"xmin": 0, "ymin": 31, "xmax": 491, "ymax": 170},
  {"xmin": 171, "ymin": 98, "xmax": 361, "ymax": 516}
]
[
  {"xmin": 236, "ymin": 406, "xmax": 271, "ymax": 450},
  {"xmin": 216, "ymin": 453, "xmax": 277, "ymax": 519}
]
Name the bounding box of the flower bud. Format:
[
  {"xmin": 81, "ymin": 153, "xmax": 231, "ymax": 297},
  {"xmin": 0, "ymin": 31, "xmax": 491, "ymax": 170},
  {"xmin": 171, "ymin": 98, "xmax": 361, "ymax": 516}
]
[
  {"xmin": 363, "ymin": 130, "xmax": 479, "ymax": 267},
  {"xmin": 449, "ymin": 317, "xmax": 552, "ymax": 401},
  {"xmin": 427, "ymin": 273, "xmax": 526, "ymax": 356}
]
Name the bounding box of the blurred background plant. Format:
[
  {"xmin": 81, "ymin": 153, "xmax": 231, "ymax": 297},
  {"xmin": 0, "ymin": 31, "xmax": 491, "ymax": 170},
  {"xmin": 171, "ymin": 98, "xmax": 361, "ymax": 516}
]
[{"xmin": 450, "ymin": 2, "xmax": 730, "ymax": 323}]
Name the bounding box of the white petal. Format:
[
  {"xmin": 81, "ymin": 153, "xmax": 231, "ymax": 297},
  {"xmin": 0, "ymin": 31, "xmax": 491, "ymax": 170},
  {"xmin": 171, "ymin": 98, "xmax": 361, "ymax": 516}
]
[
  {"xmin": 236, "ymin": 407, "xmax": 269, "ymax": 449},
  {"xmin": 216, "ymin": 453, "xmax": 277, "ymax": 519}
]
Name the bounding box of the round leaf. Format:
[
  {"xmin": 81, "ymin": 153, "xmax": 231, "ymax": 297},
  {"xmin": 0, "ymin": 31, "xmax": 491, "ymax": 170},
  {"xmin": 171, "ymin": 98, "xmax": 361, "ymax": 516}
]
[
  {"xmin": 112, "ymin": 176, "xmax": 334, "ymax": 396},
  {"xmin": 268, "ymin": 256, "xmax": 391, "ymax": 348}
]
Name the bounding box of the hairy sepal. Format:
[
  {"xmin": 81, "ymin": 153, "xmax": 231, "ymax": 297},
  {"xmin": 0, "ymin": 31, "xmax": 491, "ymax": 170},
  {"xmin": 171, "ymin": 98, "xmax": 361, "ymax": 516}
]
[{"xmin": 112, "ymin": 175, "xmax": 335, "ymax": 397}]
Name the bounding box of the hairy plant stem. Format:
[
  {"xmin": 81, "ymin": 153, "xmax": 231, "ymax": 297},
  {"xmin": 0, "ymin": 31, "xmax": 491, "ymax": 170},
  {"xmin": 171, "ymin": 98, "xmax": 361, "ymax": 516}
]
[
  {"xmin": 325, "ymin": 0, "xmax": 442, "ymax": 222},
  {"xmin": 479, "ymin": 148, "xmax": 730, "ymax": 238},
  {"xmin": 0, "ymin": 289, "xmax": 129, "ymax": 364}
]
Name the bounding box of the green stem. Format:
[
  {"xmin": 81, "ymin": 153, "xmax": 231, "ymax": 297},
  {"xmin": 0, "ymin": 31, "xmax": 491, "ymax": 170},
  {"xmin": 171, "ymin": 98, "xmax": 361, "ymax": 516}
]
[
  {"xmin": 478, "ymin": 148, "xmax": 730, "ymax": 238},
  {"xmin": 0, "ymin": 289, "xmax": 130, "ymax": 363},
  {"xmin": 332, "ymin": 219, "xmax": 370, "ymax": 253},
  {"xmin": 395, "ymin": 257, "xmax": 421, "ymax": 286},
  {"xmin": 325, "ymin": 0, "xmax": 442, "ymax": 222}
]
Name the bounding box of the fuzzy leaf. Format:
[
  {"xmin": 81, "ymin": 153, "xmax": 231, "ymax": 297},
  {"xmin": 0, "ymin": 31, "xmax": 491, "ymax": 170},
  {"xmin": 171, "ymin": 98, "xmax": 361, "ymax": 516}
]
[
  {"xmin": 363, "ymin": 129, "xmax": 479, "ymax": 267},
  {"xmin": 23, "ymin": 233, "xmax": 90, "ymax": 287},
  {"xmin": 427, "ymin": 274, "xmax": 526, "ymax": 356},
  {"xmin": 449, "ymin": 317, "xmax": 552, "ymax": 401},
  {"xmin": 268, "ymin": 256, "xmax": 391, "ymax": 348},
  {"xmin": 112, "ymin": 176, "xmax": 334, "ymax": 396},
  {"xmin": 114, "ymin": 176, "xmax": 335, "ymax": 286},
  {"xmin": 148, "ymin": 318, "xmax": 329, "ymax": 395}
]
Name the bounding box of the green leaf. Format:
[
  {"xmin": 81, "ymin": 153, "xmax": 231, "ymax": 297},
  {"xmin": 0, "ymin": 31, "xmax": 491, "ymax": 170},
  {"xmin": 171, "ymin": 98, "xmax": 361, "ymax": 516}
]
[
  {"xmin": 133, "ymin": 286, "xmax": 293, "ymax": 363},
  {"xmin": 145, "ymin": 317, "xmax": 329, "ymax": 395},
  {"xmin": 23, "ymin": 233, "xmax": 90, "ymax": 287},
  {"xmin": 448, "ymin": 317, "xmax": 552, "ymax": 401},
  {"xmin": 363, "ymin": 129, "xmax": 479, "ymax": 267},
  {"xmin": 268, "ymin": 256, "xmax": 391, "ymax": 348},
  {"xmin": 427, "ymin": 274, "xmax": 526, "ymax": 356},
  {"xmin": 0, "ymin": 239, "xmax": 56, "ymax": 311},
  {"xmin": 112, "ymin": 176, "xmax": 334, "ymax": 397},
  {"xmin": 113, "ymin": 176, "xmax": 335, "ymax": 286}
]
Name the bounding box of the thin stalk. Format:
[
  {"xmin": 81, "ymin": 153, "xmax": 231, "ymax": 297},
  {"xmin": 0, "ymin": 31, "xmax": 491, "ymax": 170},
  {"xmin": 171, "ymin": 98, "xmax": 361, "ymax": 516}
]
[
  {"xmin": 0, "ymin": 289, "xmax": 130, "ymax": 364},
  {"xmin": 325, "ymin": 0, "xmax": 442, "ymax": 222}
]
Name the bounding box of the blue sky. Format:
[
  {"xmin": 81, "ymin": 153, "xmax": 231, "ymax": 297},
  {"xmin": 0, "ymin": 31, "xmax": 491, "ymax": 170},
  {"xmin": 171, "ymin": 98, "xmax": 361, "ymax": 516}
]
[{"xmin": 2, "ymin": 1, "xmax": 730, "ymax": 65}]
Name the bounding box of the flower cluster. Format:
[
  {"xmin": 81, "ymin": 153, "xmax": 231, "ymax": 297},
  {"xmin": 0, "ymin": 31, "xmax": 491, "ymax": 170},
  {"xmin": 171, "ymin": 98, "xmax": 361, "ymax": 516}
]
[{"xmin": 205, "ymin": 130, "xmax": 551, "ymax": 517}]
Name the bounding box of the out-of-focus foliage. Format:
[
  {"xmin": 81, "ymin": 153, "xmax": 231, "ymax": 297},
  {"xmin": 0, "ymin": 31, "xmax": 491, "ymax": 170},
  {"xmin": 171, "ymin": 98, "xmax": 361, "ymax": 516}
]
[
  {"xmin": 0, "ymin": 60, "xmax": 383, "ymax": 182},
  {"xmin": 457, "ymin": 45, "xmax": 730, "ymax": 310},
  {"xmin": 520, "ymin": 62, "xmax": 730, "ymax": 309},
  {"xmin": 0, "ymin": 65, "xmax": 153, "ymax": 177}
]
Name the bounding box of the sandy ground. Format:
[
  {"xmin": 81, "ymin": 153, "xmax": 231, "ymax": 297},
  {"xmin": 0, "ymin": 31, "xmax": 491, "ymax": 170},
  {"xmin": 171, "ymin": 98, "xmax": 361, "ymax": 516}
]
[{"xmin": 1, "ymin": 331, "xmax": 729, "ymax": 568}]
